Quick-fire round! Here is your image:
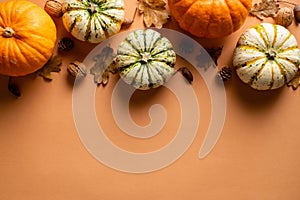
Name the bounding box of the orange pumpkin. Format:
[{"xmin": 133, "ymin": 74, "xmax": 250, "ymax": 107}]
[
  {"xmin": 0, "ymin": 0, "xmax": 57, "ymax": 76},
  {"xmin": 168, "ymin": 0, "xmax": 252, "ymax": 38}
]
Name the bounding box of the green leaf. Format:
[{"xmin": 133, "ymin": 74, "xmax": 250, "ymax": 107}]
[{"xmin": 36, "ymin": 55, "xmax": 62, "ymax": 81}]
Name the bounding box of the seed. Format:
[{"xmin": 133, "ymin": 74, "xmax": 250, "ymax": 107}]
[
  {"xmin": 8, "ymin": 77, "xmax": 21, "ymax": 97},
  {"xmin": 178, "ymin": 67, "xmax": 193, "ymax": 83}
]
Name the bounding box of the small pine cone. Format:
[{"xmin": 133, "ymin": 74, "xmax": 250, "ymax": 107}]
[
  {"xmin": 58, "ymin": 37, "xmax": 74, "ymax": 51},
  {"xmin": 67, "ymin": 61, "xmax": 87, "ymax": 78},
  {"xmin": 218, "ymin": 66, "xmax": 232, "ymax": 81}
]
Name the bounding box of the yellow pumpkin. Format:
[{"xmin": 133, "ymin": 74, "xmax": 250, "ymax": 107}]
[
  {"xmin": 168, "ymin": 0, "xmax": 252, "ymax": 38},
  {"xmin": 233, "ymin": 23, "xmax": 300, "ymax": 90},
  {"xmin": 0, "ymin": 0, "xmax": 57, "ymax": 76}
]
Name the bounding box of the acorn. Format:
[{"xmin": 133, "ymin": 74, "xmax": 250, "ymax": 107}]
[{"xmin": 294, "ymin": 4, "xmax": 300, "ymax": 23}]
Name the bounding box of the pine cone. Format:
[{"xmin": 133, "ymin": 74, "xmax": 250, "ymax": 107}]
[
  {"xmin": 58, "ymin": 37, "xmax": 74, "ymax": 51},
  {"xmin": 218, "ymin": 66, "xmax": 232, "ymax": 81}
]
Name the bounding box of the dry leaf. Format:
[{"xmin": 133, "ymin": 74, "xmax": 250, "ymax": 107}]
[
  {"xmin": 36, "ymin": 55, "xmax": 62, "ymax": 80},
  {"xmin": 287, "ymin": 70, "xmax": 300, "ymax": 90},
  {"xmin": 90, "ymin": 45, "xmax": 117, "ymax": 86},
  {"xmin": 138, "ymin": 0, "xmax": 169, "ymax": 28},
  {"xmin": 205, "ymin": 46, "xmax": 223, "ymax": 66},
  {"xmin": 196, "ymin": 47, "xmax": 223, "ymax": 71},
  {"xmin": 250, "ymin": 0, "xmax": 280, "ymax": 20}
]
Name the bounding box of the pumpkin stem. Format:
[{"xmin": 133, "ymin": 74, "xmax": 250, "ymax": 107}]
[
  {"xmin": 266, "ymin": 48, "xmax": 277, "ymax": 60},
  {"xmin": 88, "ymin": 3, "xmax": 99, "ymax": 14},
  {"xmin": 2, "ymin": 27, "xmax": 15, "ymax": 38},
  {"xmin": 140, "ymin": 52, "xmax": 151, "ymax": 63}
]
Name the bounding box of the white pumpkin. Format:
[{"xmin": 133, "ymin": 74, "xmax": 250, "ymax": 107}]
[
  {"xmin": 116, "ymin": 29, "xmax": 176, "ymax": 90},
  {"xmin": 233, "ymin": 23, "xmax": 300, "ymax": 90},
  {"xmin": 62, "ymin": 0, "xmax": 124, "ymax": 43}
]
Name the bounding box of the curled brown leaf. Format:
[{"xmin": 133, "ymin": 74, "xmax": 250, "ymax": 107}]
[{"xmin": 250, "ymin": 0, "xmax": 280, "ymax": 20}]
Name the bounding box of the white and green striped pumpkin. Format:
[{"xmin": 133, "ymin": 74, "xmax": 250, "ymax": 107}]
[
  {"xmin": 116, "ymin": 29, "xmax": 176, "ymax": 90},
  {"xmin": 62, "ymin": 0, "xmax": 124, "ymax": 43},
  {"xmin": 233, "ymin": 23, "xmax": 300, "ymax": 90}
]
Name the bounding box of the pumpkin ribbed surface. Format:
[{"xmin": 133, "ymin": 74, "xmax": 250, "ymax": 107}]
[
  {"xmin": 116, "ymin": 29, "xmax": 176, "ymax": 90},
  {"xmin": 0, "ymin": 0, "xmax": 57, "ymax": 76},
  {"xmin": 233, "ymin": 23, "xmax": 300, "ymax": 90},
  {"xmin": 62, "ymin": 0, "xmax": 124, "ymax": 43},
  {"xmin": 168, "ymin": 0, "xmax": 252, "ymax": 38}
]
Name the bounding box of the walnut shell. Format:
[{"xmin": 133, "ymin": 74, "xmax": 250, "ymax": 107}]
[
  {"xmin": 44, "ymin": 0, "xmax": 63, "ymax": 18},
  {"xmin": 275, "ymin": 7, "xmax": 294, "ymax": 27},
  {"xmin": 67, "ymin": 61, "xmax": 87, "ymax": 78}
]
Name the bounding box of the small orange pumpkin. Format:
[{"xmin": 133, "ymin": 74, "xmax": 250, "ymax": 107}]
[
  {"xmin": 168, "ymin": 0, "xmax": 252, "ymax": 38},
  {"xmin": 0, "ymin": 0, "xmax": 57, "ymax": 76}
]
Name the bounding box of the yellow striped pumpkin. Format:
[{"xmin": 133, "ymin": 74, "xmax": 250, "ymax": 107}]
[
  {"xmin": 233, "ymin": 23, "xmax": 300, "ymax": 90},
  {"xmin": 116, "ymin": 29, "xmax": 176, "ymax": 90},
  {"xmin": 62, "ymin": 0, "xmax": 124, "ymax": 43}
]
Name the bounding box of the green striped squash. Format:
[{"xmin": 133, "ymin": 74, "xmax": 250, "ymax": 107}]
[
  {"xmin": 116, "ymin": 29, "xmax": 176, "ymax": 90},
  {"xmin": 62, "ymin": 0, "xmax": 124, "ymax": 43},
  {"xmin": 233, "ymin": 23, "xmax": 300, "ymax": 90}
]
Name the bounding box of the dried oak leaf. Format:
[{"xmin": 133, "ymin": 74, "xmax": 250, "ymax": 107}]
[
  {"xmin": 138, "ymin": 0, "xmax": 169, "ymax": 28},
  {"xmin": 90, "ymin": 45, "xmax": 117, "ymax": 86},
  {"xmin": 196, "ymin": 46, "xmax": 223, "ymax": 71},
  {"xmin": 250, "ymin": 0, "xmax": 280, "ymax": 20},
  {"xmin": 205, "ymin": 46, "xmax": 223, "ymax": 66},
  {"xmin": 287, "ymin": 70, "xmax": 300, "ymax": 90},
  {"xmin": 36, "ymin": 55, "xmax": 62, "ymax": 80}
]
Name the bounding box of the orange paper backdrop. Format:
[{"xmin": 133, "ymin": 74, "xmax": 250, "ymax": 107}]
[{"xmin": 1, "ymin": 0, "xmax": 300, "ymax": 199}]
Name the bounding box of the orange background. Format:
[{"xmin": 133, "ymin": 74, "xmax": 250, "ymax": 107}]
[{"xmin": 1, "ymin": 0, "xmax": 300, "ymax": 199}]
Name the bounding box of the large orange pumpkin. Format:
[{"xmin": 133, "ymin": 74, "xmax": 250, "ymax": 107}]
[
  {"xmin": 0, "ymin": 0, "xmax": 57, "ymax": 76},
  {"xmin": 168, "ymin": 0, "xmax": 252, "ymax": 38}
]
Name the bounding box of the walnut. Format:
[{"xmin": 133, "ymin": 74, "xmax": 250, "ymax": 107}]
[
  {"xmin": 275, "ymin": 7, "xmax": 294, "ymax": 27},
  {"xmin": 67, "ymin": 61, "xmax": 87, "ymax": 78}
]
